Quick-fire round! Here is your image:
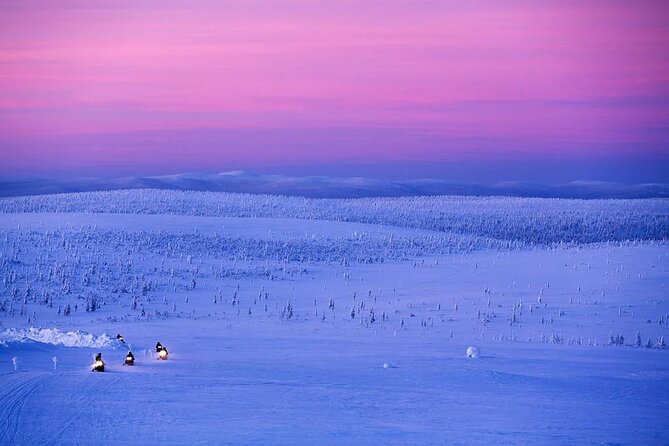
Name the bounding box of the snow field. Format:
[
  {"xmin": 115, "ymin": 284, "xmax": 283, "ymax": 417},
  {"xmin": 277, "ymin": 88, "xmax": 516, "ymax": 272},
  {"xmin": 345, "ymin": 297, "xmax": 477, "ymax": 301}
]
[{"xmin": 0, "ymin": 190, "xmax": 667, "ymax": 444}]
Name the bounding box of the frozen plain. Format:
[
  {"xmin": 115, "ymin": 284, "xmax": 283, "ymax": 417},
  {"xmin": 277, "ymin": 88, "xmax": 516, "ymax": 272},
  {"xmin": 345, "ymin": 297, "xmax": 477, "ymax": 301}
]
[{"xmin": 0, "ymin": 191, "xmax": 668, "ymax": 445}]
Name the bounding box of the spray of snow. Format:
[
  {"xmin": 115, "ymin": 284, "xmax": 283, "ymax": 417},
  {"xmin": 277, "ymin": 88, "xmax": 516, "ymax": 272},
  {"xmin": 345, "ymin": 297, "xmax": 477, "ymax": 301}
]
[{"xmin": 0, "ymin": 327, "xmax": 118, "ymax": 349}]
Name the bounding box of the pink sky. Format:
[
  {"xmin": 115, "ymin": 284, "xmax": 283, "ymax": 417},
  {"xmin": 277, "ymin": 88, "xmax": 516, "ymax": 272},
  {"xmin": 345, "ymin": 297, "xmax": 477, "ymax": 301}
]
[{"xmin": 1, "ymin": 0, "xmax": 668, "ymax": 181}]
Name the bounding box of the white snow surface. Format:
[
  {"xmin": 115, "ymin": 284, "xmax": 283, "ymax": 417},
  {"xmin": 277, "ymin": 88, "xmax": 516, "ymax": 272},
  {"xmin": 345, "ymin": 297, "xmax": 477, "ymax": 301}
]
[{"xmin": 0, "ymin": 190, "xmax": 667, "ymax": 445}]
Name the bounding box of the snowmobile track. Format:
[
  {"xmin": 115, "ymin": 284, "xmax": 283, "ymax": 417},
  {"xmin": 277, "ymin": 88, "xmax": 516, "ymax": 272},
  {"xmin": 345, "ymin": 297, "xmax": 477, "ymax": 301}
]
[
  {"xmin": 0, "ymin": 372, "xmax": 55, "ymax": 445},
  {"xmin": 44, "ymin": 372, "xmax": 122, "ymax": 444}
]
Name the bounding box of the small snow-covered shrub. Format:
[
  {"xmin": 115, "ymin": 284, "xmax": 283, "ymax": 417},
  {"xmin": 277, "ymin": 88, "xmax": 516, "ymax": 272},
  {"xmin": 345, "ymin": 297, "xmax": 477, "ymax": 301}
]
[{"xmin": 466, "ymin": 346, "xmax": 480, "ymax": 359}]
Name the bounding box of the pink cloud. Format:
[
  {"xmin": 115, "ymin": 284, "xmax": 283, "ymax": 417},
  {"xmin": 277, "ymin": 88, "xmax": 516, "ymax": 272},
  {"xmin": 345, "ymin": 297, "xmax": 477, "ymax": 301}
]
[{"xmin": 0, "ymin": 0, "xmax": 668, "ymax": 177}]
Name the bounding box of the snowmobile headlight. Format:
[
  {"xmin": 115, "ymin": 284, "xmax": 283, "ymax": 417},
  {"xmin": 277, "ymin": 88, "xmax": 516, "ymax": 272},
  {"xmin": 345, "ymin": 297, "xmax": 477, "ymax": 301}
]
[
  {"xmin": 158, "ymin": 350, "xmax": 167, "ymax": 358},
  {"xmin": 94, "ymin": 360, "xmax": 104, "ymax": 367}
]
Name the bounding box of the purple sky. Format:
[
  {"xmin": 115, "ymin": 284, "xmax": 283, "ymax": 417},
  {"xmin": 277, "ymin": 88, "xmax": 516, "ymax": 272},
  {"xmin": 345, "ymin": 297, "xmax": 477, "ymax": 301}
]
[{"xmin": 1, "ymin": 0, "xmax": 668, "ymax": 182}]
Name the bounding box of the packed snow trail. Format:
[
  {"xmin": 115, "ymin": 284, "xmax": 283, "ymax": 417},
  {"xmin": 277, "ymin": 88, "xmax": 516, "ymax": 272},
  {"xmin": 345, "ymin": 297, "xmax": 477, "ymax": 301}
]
[{"xmin": 0, "ymin": 371, "xmax": 55, "ymax": 444}]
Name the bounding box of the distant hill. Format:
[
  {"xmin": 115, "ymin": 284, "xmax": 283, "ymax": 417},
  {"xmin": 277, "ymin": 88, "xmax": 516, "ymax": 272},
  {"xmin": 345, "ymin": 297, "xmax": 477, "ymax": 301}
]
[{"xmin": 0, "ymin": 171, "xmax": 667, "ymax": 199}]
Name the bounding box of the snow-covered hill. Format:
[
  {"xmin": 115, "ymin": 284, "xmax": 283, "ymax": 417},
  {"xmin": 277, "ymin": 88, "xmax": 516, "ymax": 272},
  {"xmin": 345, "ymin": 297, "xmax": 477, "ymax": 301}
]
[{"xmin": 2, "ymin": 189, "xmax": 668, "ymax": 244}]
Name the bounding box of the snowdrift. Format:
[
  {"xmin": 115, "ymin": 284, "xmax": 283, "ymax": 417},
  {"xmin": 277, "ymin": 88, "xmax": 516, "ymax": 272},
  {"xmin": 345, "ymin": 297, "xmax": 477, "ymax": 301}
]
[{"xmin": 0, "ymin": 327, "xmax": 118, "ymax": 349}]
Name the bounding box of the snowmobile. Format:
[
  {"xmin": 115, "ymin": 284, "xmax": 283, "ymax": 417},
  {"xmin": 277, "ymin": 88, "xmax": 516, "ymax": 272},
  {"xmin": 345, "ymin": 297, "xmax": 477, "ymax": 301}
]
[
  {"xmin": 124, "ymin": 351, "xmax": 135, "ymax": 366},
  {"xmin": 92, "ymin": 353, "xmax": 105, "ymax": 372},
  {"xmin": 117, "ymin": 334, "xmax": 126, "ymax": 344},
  {"xmin": 156, "ymin": 342, "xmax": 169, "ymax": 360}
]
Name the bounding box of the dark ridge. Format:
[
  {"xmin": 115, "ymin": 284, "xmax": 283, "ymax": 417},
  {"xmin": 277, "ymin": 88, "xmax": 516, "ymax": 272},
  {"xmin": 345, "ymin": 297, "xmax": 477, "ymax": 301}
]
[{"xmin": 0, "ymin": 172, "xmax": 667, "ymax": 199}]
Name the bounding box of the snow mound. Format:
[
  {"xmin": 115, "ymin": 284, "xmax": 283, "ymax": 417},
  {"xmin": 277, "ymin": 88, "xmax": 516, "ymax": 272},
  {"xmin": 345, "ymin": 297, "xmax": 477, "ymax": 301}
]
[
  {"xmin": 0, "ymin": 327, "xmax": 118, "ymax": 349},
  {"xmin": 466, "ymin": 346, "xmax": 480, "ymax": 359}
]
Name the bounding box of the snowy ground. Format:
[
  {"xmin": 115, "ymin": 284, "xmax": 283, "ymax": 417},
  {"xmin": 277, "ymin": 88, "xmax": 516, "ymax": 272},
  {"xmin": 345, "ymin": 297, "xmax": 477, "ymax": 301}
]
[{"xmin": 0, "ymin": 191, "xmax": 668, "ymax": 445}]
